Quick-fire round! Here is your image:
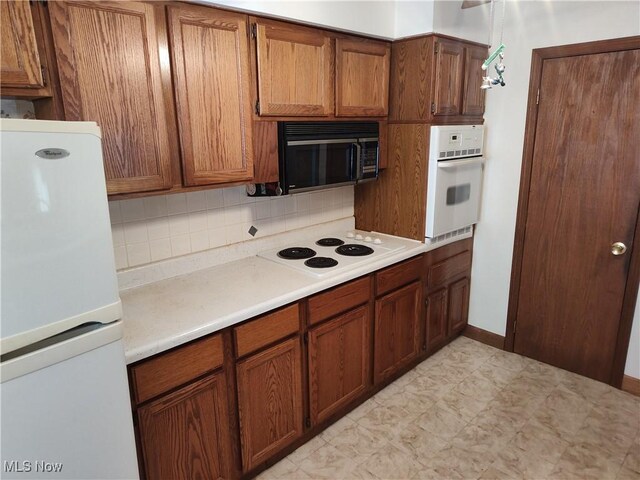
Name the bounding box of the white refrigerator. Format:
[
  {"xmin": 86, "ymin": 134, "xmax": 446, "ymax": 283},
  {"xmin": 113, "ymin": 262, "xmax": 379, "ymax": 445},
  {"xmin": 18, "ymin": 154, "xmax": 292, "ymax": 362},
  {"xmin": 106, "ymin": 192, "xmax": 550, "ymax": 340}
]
[{"xmin": 0, "ymin": 119, "xmax": 139, "ymax": 479}]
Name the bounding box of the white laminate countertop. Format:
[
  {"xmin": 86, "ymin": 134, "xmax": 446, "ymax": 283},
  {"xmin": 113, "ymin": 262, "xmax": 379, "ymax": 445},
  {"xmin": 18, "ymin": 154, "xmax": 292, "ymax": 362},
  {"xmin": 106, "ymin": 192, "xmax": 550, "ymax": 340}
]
[{"xmin": 121, "ymin": 237, "xmax": 426, "ymax": 364}]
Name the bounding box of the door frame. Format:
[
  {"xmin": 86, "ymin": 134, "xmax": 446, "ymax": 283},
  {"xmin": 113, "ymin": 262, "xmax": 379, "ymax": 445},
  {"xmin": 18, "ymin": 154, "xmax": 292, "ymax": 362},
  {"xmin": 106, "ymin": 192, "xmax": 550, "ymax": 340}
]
[{"xmin": 504, "ymin": 36, "xmax": 640, "ymax": 388}]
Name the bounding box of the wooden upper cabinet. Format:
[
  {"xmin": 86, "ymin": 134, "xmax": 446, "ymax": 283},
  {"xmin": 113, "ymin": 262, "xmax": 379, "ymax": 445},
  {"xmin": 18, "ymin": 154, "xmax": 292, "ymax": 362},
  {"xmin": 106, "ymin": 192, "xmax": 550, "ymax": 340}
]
[
  {"xmin": 335, "ymin": 37, "xmax": 390, "ymax": 117},
  {"xmin": 253, "ymin": 18, "xmax": 333, "ymax": 116},
  {"xmin": 462, "ymin": 45, "xmax": 487, "ymax": 117},
  {"xmin": 1, "ymin": 1, "xmax": 43, "ymax": 89},
  {"xmin": 433, "ymin": 38, "xmax": 464, "ymax": 116},
  {"xmin": 168, "ymin": 5, "xmax": 253, "ymax": 186},
  {"xmin": 49, "ymin": 1, "xmax": 173, "ymax": 195},
  {"xmin": 138, "ymin": 372, "xmax": 234, "ymax": 480}
]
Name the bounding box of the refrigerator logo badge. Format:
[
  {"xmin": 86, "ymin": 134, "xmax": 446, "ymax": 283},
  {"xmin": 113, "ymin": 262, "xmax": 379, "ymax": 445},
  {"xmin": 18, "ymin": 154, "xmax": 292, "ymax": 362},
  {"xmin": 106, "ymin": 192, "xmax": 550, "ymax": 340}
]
[{"xmin": 35, "ymin": 148, "xmax": 70, "ymax": 159}]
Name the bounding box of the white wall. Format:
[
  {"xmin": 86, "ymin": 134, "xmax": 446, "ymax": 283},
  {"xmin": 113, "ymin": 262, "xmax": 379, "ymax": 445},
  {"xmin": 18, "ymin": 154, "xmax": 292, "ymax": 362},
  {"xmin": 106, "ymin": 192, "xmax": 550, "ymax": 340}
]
[
  {"xmin": 431, "ymin": 0, "xmax": 640, "ymax": 377},
  {"xmin": 395, "ymin": 0, "xmax": 434, "ymax": 38},
  {"xmin": 204, "ymin": 0, "xmax": 397, "ymax": 38},
  {"xmin": 206, "ymin": 0, "xmax": 436, "ymax": 39}
]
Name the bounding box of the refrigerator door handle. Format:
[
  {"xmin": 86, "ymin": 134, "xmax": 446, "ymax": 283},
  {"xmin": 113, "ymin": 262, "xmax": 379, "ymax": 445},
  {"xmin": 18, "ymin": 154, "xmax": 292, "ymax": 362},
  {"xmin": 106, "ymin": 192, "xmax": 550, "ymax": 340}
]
[
  {"xmin": 0, "ymin": 299, "xmax": 122, "ymax": 356},
  {"xmin": 0, "ymin": 320, "xmax": 123, "ymax": 383}
]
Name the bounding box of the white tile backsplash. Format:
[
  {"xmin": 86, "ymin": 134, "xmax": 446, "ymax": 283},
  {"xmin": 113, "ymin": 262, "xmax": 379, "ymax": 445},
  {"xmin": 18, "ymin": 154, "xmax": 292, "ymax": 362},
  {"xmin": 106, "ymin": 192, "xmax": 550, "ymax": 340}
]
[{"xmin": 110, "ymin": 186, "xmax": 354, "ymax": 270}]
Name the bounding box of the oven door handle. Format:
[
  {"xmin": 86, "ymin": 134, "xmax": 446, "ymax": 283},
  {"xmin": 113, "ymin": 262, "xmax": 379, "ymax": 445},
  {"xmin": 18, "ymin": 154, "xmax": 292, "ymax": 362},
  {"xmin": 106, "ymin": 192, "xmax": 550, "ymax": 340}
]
[{"xmin": 437, "ymin": 157, "xmax": 486, "ymax": 169}]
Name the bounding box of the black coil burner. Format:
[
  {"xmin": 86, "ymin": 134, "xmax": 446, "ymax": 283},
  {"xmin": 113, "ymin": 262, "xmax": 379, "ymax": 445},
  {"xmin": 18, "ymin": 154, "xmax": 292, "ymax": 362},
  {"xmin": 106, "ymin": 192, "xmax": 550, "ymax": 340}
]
[
  {"xmin": 316, "ymin": 238, "xmax": 345, "ymax": 247},
  {"xmin": 335, "ymin": 244, "xmax": 374, "ymax": 257},
  {"xmin": 277, "ymin": 247, "xmax": 316, "ymax": 260},
  {"xmin": 304, "ymin": 257, "xmax": 339, "ymax": 269}
]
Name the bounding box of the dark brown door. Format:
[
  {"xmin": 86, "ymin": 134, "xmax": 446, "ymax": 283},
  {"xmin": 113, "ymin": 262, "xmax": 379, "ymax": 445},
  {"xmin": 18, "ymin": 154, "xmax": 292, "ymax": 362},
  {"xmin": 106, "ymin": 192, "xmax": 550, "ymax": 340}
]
[
  {"xmin": 308, "ymin": 305, "xmax": 371, "ymax": 425},
  {"xmin": 448, "ymin": 277, "xmax": 470, "ymax": 336},
  {"xmin": 512, "ymin": 47, "xmax": 640, "ymax": 382},
  {"xmin": 462, "ymin": 45, "xmax": 486, "ymax": 117},
  {"xmin": 425, "ymin": 288, "xmax": 447, "ymax": 351},
  {"xmin": 138, "ymin": 372, "xmax": 234, "ymax": 480},
  {"xmin": 236, "ymin": 337, "xmax": 303, "ymax": 472},
  {"xmin": 432, "ymin": 38, "xmax": 463, "ymax": 117},
  {"xmin": 168, "ymin": 4, "xmax": 254, "ymax": 187},
  {"xmin": 49, "ymin": 1, "xmax": 174, "ymax": 195},
  {"xmin": 373, "ymin": 281, "xmax": 421, "ymax": 384}
]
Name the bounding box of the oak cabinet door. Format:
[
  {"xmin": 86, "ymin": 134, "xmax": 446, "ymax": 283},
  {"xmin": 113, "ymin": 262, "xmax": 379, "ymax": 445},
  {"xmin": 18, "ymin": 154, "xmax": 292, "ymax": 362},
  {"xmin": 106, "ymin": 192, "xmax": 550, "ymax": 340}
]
[
  {"xmin": 1, "ymin": 0, "xmax": 43, "ymax": 88},
  {"xmin": 425, "ymin": 288, "xmax": 448, "ymax": 351},
  {"xmin": 432, "ymin": 38, "xmax": 464, "ymax": 117},
  {"xmin": 236, "ymin": 337, "xmax": 303, "ymax": 472},
  {"xmin": 373, "ymin": 281, "xmax": 421, "ymax": 384},
  {"xmin": 448, "ymin": 277, "xmax": 470, "ymax": 336},
  {"xmin": 308, "ymin": 305, "xmax": 371, "ymax": 425},
  {"xmin": 49, "ymin": 1, "xmax": 173, "ymax": 195},
  {"xmin": 335, "ymin": 37, "xmax": 390, "ymax": 117},
  {"xmin": 462, "ymin": 45, "xmax": 487, "ymax": 117},
  {"xmin": 138, "ymin": 372, "xmax": 233, "ymax": 480},
  {"xmin": 254, "ymin": 19, "xmax": 333, "ymax": 116},
  {"xmin": 168, "ymin": 5, "xmax": 253, "ymax": 186}
]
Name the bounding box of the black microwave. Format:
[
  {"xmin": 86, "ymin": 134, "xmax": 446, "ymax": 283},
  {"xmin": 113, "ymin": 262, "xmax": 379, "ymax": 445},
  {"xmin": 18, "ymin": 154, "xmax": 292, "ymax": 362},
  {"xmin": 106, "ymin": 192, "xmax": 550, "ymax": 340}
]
[{"xmin": 278, "ymin": 122, "xmax": 379, "ymax": 195}]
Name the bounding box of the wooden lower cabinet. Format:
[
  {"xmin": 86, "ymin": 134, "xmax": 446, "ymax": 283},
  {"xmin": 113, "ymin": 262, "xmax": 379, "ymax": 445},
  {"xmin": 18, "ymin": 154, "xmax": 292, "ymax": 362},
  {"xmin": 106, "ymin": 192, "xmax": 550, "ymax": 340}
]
[
  {"xmin": 448, "ymin": 277, "xmax": 470, "ymax": 335},
  {"xmin": 236, "ymin": 337, "xmax": 303, "ymax": 472},
  {"xmin": 308, "ymin": 305, "xmax": 371, "ymax": 425},
  {"xmin": 373, "ymin": 281, "xmax": 422, "ymax": 383},
  {"xmin": 424, "ymin": 239, "xmax": 473, "ymax": 347},
  {"xmin": 426, "ymin": 287, "xmax": 448, "ymax": 351},
  {"xmin": 129, "ymin": 251, "xmax": 476, "ymax": 479},
  {"xmin": 138, "ymin": 371, "xmax": 233, "ymax": 480}
]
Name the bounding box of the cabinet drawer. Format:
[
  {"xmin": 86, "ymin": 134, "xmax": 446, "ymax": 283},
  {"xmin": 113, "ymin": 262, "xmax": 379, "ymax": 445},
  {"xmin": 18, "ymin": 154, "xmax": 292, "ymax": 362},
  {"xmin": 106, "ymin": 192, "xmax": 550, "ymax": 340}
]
[
  {"xmin": 308, "ymin": 276, "xmax": 371, "ymax": 326},
  {"xmin": 131, "ymin": 334, "xmax": 223, "ymax": 404},
  {"xmin": 427, "ymin": 250, "xmax": 471, "ymax": 287},
  {"xmin": 234, "ymin": 304, "xmax": 300, "ymax": 357},
  {"xmin": 375, "ymin": 256, "xmax": 423, "ymax": 296}
]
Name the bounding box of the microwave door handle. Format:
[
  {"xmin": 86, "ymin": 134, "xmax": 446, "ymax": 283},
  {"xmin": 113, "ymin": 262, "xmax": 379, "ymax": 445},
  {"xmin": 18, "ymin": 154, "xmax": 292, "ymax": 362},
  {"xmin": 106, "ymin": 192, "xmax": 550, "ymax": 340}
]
[
  {"xmin": 437, "ymin": 156, "xmax": 486, "ymax": 169},
  {"xmin": 352, "ymin": 142, "xmax": 362, "ymax": 180}
]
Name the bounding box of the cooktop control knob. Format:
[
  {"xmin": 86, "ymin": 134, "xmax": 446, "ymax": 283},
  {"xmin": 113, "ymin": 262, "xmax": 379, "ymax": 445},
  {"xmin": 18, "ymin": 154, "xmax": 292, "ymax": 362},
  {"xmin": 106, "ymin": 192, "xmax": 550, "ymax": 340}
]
[
  {"xmin": 364, "ymin": 236, "xmax": 373, "ymax": 242},
  {"xmin": 355, "ymin": 234, "xmax": 364, "ymax": 240},
  {"xmin": 346, "ymin": 232, "xmax": 355, "ymax": 238},
  {"xmin": 373, "ymin": 238, "xmax": 382, "ymax": 244}
]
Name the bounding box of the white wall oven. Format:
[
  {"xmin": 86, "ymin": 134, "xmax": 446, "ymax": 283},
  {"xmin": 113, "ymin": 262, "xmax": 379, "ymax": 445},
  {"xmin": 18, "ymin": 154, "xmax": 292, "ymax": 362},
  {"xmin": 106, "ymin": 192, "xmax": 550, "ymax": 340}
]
[{"xmin": 426, "ymin": 125, "xmax": 485, "ymax": 238}]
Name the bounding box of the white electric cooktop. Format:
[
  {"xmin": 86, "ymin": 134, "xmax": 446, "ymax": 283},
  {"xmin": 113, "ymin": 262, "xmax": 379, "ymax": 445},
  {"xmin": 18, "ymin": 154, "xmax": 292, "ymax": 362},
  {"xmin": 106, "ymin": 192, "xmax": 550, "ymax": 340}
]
[{"xmin": 257, "ymin": 230, "xmax": 409, "ymax": 278}]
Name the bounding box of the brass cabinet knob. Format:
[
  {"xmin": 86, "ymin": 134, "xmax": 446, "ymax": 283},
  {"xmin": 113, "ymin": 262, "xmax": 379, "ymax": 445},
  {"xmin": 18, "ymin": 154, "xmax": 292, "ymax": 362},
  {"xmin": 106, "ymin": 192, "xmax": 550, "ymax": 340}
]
[{"xmin": 611, "ymin": 242, "xmax": 627, "ymax": 256}]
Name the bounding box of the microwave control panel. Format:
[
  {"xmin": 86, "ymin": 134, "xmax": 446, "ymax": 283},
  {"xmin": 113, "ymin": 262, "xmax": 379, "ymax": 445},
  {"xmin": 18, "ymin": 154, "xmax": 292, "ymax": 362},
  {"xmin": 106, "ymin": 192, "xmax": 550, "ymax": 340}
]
[{"xmin": 359, "ymin": 139, "xmax": 379, "ymax": 180}]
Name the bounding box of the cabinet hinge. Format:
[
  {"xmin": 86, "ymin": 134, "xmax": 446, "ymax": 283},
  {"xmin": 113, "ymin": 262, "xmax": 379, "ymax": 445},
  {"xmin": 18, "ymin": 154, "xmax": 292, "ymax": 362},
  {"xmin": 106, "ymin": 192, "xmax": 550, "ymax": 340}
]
[
  {"xmin": 305, "ymin": 417, "xmax": 311, "ymax": 428},
  {"xmin": 434, "ymin": 43, "xmax": 439, "ymax": 54},
  {"xmin": 536, "ymin": 89, "xmax": 540, "ymax": 105},
  {"xmin": 41, "ymin": 65, "xmax": 47, "ymax": 86},
  {"xmin": 255, "ymin": 100, "xmax": 260, "ymax": 114},
  {"xmin": 513, "ymin": 322, "xmax": 517, "ymax": 334},
  {"xmin": 431, "ymin": 103, "xmax": 436, "ymax": 114},
  {"xmin": 303, "ymin": 332, "xmax": 308, "ymax": 345},
  {"xmin": 251, "ymin": 23, "xmax": 257, "ymax": 39}
]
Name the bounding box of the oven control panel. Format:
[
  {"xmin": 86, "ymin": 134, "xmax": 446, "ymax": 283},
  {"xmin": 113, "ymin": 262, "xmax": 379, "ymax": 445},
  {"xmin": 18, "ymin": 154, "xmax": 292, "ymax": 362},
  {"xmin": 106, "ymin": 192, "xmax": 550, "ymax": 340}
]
[{"xmin": 433, "ymin": 125, "xmax": 484, "ymax": 160}]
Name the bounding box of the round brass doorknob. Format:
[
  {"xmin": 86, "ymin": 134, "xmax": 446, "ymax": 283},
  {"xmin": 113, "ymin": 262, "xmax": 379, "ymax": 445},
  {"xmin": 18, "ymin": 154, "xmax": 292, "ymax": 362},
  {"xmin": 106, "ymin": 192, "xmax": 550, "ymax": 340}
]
[{"xmin": 611, "ymin": 242, "xmax": 627, "ymax": 256}]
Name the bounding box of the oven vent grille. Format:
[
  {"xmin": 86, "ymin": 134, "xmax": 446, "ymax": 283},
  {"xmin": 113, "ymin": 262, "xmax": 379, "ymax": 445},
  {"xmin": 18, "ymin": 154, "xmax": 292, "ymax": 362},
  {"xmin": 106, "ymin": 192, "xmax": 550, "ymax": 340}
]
[{"xmin": 425, "ymin": 226, "xmax": 473, "ymax": 251}]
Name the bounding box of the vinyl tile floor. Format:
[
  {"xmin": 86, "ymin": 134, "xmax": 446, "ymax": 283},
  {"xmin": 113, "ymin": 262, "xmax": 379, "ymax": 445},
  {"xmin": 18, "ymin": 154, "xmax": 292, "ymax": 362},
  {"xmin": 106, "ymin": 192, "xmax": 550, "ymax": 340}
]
[{"xmin": 257, "ymin": 337, "xmax": 640, "ymax": 480}]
